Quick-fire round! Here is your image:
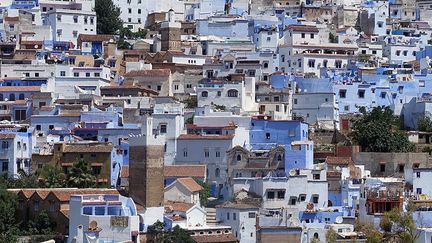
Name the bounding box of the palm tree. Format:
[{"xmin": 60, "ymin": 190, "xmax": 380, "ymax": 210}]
[
  {"xmin": 67, "ymin": 160, "xmax": 96, "ymax": 188},
  {"xmin": 39, "ymin": 164, "xmax": 66, "ymax": 188}
]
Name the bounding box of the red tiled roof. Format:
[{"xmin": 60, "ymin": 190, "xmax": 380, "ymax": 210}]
[
  {"xmin": 63, "ymin": 143, "xmax": 113, "ymax": 153},
  {"xmin": 177, "ymin": 177, "xmax": 203, "ymax": 192},
  {"xmin": 191, "ymin": 234, "xmax": 238, "ymax": 243},
  {"xmin": 4, "ymin": 16, "xmax": 19, "ymax": 22},
  {"xmin": 325, "ymin": 156, "xmax": 354, "ymax": 166},
  {"xmin": 178, "ymin": 134, "xmax": 234, "ymax": 140},
  {"xmin": 186, "ymin": 124, "xmax": 237, "ymax": 130},
  {"xmin": 0, "ymin": 133, "xmax": 16, "ymax": 139},
  {"xmin": 164, "ymin": 201, "xmax": 194, "ymax": 212},
  {"xmin": 286, "ymin": 25, "xmax": 319, "ymax": 32},
  {"xmin": 123, "ymin": 69, "xmax": 171, "ymax": 78},
  {"xmin": 77, "ymin": 34, "xmax": 114, "ymax": 43},
  {"xmin": 164, "ymin": 165, "xmax": 206, "ymax": 178},
  {"xmin": 0, "ymin": 86, "xmax": 40, "ymax": 92}
]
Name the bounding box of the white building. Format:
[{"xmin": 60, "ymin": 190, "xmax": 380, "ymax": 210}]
[
  {"xmin": 44, "ymin": 8, "xmax": 96, "ymax": 45},
  {"xmin": 231, "ymin": 169, "xmax": 328, "ymax": 220},
  {"xmin": 216, "ymin": 202, "xmax": 259, "ymax": 243},
  {"xmin": 413, "ymin": 168, "xmax": 432, "ymax": 197},
  {"xmin": 164, "ymin": 177, "xmax": 202, "ymax": 205},
  {"xmin": 68, "ymin": 194, "xmax": 140, "ymax": 243}
]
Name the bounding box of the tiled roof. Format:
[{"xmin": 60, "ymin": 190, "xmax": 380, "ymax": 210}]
[
  {"xmin": 191, "ymin": 234, "xmax": 238, "ymax": 243},
  {"xmin": 0, "ymin": 86, "xmax": 40, "ymax": 92},
  {"xmin": 123, "ymin": 69, "xmax": 171, "ymax": 78},
  {"xmin": 120, "ymin": 166, "xmax": 129, "ymax": 178},
  {"xmin": 177, "ymin": 177, "xmax": 203, "ymax": 192},
  {"xmin": 178, "ymin": 134, "xmax": 234, "ymax": 140},
  {"xmin": 50, "ymin": 188, "xmax": 119, "ymax": 202},
  {"xmin": 0, "ymin": 133, "xmax": 16, "ymax": 139},
  {"xmin": 325, "ymin": 156, "xmax": 353, "ymax": 166},
  {"xmin": 286, "ymin": 25, "xmax": 319, "ymax": 32},
  {"xmin": 77, "ymin": 34, "xmax": 114, "ymax": 43},
  {"xmin": 164, "ymin": 165, "xmax": 206, "ymax": 178},
  {"xmin": 63, "ymin": 143, "xmax": 113, "ymax": 153},
  {"xmin": 164, "ymin": 201, "xmax": 194, "ymax": 212}
]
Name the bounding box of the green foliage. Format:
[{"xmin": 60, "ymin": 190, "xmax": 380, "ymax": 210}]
[
  {"xmin": 380, "ymin": 208, "xmax": 418, "ymax": 243},
  {"xmin": 4, "ymin": 170, "xmax": 39, "ymax": 189},
  {"xmin": 68, "ymin": 160, "xmax": 96, "ymax": 188},
  {"xmin": 23, "ymin": 211, "xmax": 55, "ymax": 236},
  {"xmin": 120, "ymin": 28, "xmax": 148, "ymax": 39},
  {"xmin": 325, "ymin": 228, "xmax": 337, "ymax": 243},
  {"xmin": 194, "ymin": 178, "xmax": 211, "ymax": 206},
  {"xmin": 183, "ymin": 96, "xmax": 197, "ymax": 109},
  {"xmin": 147, "ymin": 221, "xmax": 194, "ymax": 243},
  {"xmin": 350, "ymin": 106, "xmax": 414, "ymax": 152},
  {"xmin": 0, "ymin": 187, "xmax": 19, "ymax": 242},
  {"xmin": 329, "ymin": 32, "xmax": 338, "ymax": 43},
  {"xmin": 355, "ymin": 220, "xmax": 383, "ymax": 243},
  {"xmin": 213, "ymin": 104, "xmax": 226, "ymax": 111},
  {"xmin": 185, "ymin": 116, "xmax": 194, "ymax": 125},
  {"xmin": 418, "ymin": 116, "xmax": 432, "ymax": 132},
  {"xmin": 95, "ymin": 0, "xmax": 123, "ymax": 34},
  {"xmin": 117, "ymin": 38, "xmax": 132, "ymax": 49},
  {"xmin": 39, "ymin": 164, "xmax": 66, "ymax": 188}
]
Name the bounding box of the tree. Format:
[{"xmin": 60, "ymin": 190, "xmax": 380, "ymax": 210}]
[
  {"xmin": 417, "ymin": 116, "xmax": 432, "ymax": 132},
  {"xmin": 350, "ymin": 106, "xmax": 414, "ymax": 152},
  {"xmin": 183, "ymin": 96, "xmax": 197, "ymax": 109},
  {"xmin": 147, "ymin": 221, "xmax": 194, "ymax": 243},
  {"xmin": 0, "ymin": 187, "xmax": 19, "ymax": 242},
  {"xmin": 380, "ymin": 208, "xmax": 418, "ymax": 243},
  {"xmin": 325, "ymin": 228, "xmax": 338, "ymax": 243},
  {"xmin": 194, "ymin": 178, "xmax": 211, "ymax": 206},
  {"xmin": 68, "ymin": 160, "xmax": 96, "ymax": 188},
  {"xmin": 355, "ymin": 219, "xmax": 383, "ymax": 243},
  {"xmin": 147, "ymin": 221, "xmax": 164, "ymax": 243},
  {"xmin": 39, "ymin": 164, "xmax": 67, "ymax": 188},
  {"xmin": 7, "ymin": 170, "xmax": 39, "ymax": 189},
  {"xmin": 95, "ymin": 0, "xmax": 123, "ymax": 34}
]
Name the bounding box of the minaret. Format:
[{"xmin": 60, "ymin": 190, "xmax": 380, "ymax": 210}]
[{"xmin": 160, "ymin": 9, "xmax": 181, "ymax": 51}]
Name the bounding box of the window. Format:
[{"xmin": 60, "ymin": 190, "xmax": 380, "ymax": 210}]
[
  {"xmin": 9, "ymin": 94, "xmax": 15, "ymax": 101},
  {"xmin": 18, "ymin": 93, "xmax": 25, "ymax": 100},
  {"xmin": 233, "ymin": 213, "xmax": 237, "ymax": 220},
  {"xmin": 217, "ymin": 91, "xmax": 221, "ymax": 97},
  {"xmin": 94, "ymin": 72, "xmax": 100, "ymax": 77},
  {"xmin": 267, "ymin": 191, "xmax": 275, "ymax": 199},
  {"xmin": 396, "ymin": 50, "xmax": 401, "ymax": 56},
  {"xmin": 380, "ymin": 164, "xmax": 386, "ymax": 172},
  {"xmin": 73, "ymin": 16, "xmax": 78, "ymax": 23},
  {"xmin": 275, "ymin": 105, "xmax": 280, "ymax": 112},
  {"xmin": 249, "ymin": 212, "xmax": 256, "ymax": 218},
  {"xmin": 266, "ymin": 133, "xmax": 271, "ymax": 139},
  {"xmin": 49, "ymin": 125, "xmax": 54, "ymax": 130},
  {"xmin": 398, "ymin": 164, "xmax": 404, "ymax": 173},
  {"xmin": 73, "ymin": 31, "xmax": 78, "ymax": 38},
  {"xmin": 86, "ymin": 73, "xmax": 90, "ymax": 77},
  {"xmin": 215, "ymin": 168, "xmax": 220, "ymax": 177},
  {"xmin": 299, "ymin": 194, "xmax": 306, "ymax": 201},
  {"xmin": 90, "ymin": 17, "xmax": 94, "ymax": 25},
  {"xmin": 358, "ymin": 90, "xmax": 365, "ymax": 98},
  {"xmin": 277, "ymin": 191, "xmax": 285, "ymax": 199},
  {"xmin": 263, "ymin": 62, "xmax": 269, "ymax": 68},
  {"xmin": 60, "ymin": 71, "xmax": 66, "ymax": 77},
  {"xmin": 174, "ymin": 84, "xmax": 179, "ymax": 90},
  {"xmin": 183, "ymin": 149, "xmax": 188, "ymax": 157},
  {"xmin": 216, "ymin": 149, "xmax": 221, "ymax": 158},
  {"xmin": 310, "ymin": 34, "xmax": 314, "ymax": 38},
  {"xmin": 95, "ymin": 207, "xmax": 105, "ymax": 215},
  {"xmin": 2, "ymin": 161, "xmax": 8, "ymax": 172},
  {"xmin": 92, "ymin": 166, "xmax": 101, "ymax": 175},
  {"xmin": 201, "ymin": 91, "xmax": 208, "ymax": 97},
  {"xmin": 417, "ymin": 172, "xmax": 421, "ymax": 178},
  {"xmin": 301, "ymin": 33, "xmax": 305, "ymax": 38},
  {"xmin": 380, "ymin": 92, "xmax": 386, "ymax": 99},
  {"xmin": 308, "ymin": 59, "xmax": 315, "ymax": 68},
  {"xmin": 313, "ymin": 173, "xmax": 320, "ymax": 180},
  {"xmin": 36, "ymin": 125, "xmax": 41, "ymax": 131},
  {"xmin": 228, "ymin": 89, "xmax": 238, "ymax": 97},
  {"xmin": 236, "ymin": 154, "xmax": 241, "ymax": 161},
  {"xmin": 34, "ymin": 201, "xmax": 40, "ymax": 211},
  {"xmin": 289, "ymin": 197, "xmax": 296, "ymax": 205},
  {"xmin": 57, "ymin": 15, "xmax": 61, "ymax": 21},
  {"xmin": 204, "ymin": 148, "xmax": 209, "ymax": 158},
  {"xmin": 335, "ymin": 60, "xmax": 342, "ymax": 69},
  {"xmin": 34, "ymin": 73, "xmax": 39, "ymax": 77},
  {"xmin": 227, "ymin": 212, "xmax": 230, "ymax": 220},
  {"xmin": 74, "ymin": 72, "xmax": 79, "ymax": 77},
  {"xmin": 312, "ymin": 195, "xmax": 319, "ymax": 204},
  {"xmin": 417, "ymin": 188, "xmax": 423, "ymax": 194},
  {"xmin": 339, "ymin": 90, "xmax": 346, "ymax": 98},
  {"xmin": 160, "ymin": 124, "xmax": 167, "ymax": 134}
]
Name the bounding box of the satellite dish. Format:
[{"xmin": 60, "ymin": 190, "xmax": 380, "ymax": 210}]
[
  {"xmin": 335, "ymin": 216, "xmax": 343, "ymax": 224},
  {"xmin": 289, "ymin": 169, "xmax": 297, "ymax": 176},
  {"xmin": 336, "ymin": 166, "xmax": 341, "ymax": 171},
  {"xmin": 34, "ymin": 45, "xmax": 38, "ymax": 48}
]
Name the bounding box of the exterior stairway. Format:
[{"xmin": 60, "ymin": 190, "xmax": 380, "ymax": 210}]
[{"xmin": 206, "ymin": 207, "xmax": 217, "ymax": 226}]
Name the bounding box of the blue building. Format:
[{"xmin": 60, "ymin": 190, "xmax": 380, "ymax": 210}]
[{"xmin": 249, "ymin": 118, "xmax": 313, "ymax": 171}]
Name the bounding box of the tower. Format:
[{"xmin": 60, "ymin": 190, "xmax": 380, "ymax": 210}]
[{"xmin": 160, "ymin": 9, "xmax": 181, "ymax": 51}]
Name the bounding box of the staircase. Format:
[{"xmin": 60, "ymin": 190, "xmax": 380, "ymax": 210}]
[{"xmin": 206, "ymin": 207, "xmax": 217, "ymax": 226}]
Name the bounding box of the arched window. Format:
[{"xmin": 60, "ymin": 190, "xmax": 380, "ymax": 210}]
[
  {"xmin": 18, "ymin": 93, "xmax": 25, "ymax": 100},
  {"xmin": 227, "ymin": 89, "xmax": 238, "ymax": 97},
  {"xmin": 313, "ymin": 233, "xmax": 319, "ymax": 239},
  {"xmin": 277, "ymin": 154, "xmax": 282, "ymax": 161},
  {"xmin": 215, "ymin": 168, "xmax": 220, "ymax": 177},
  {"xmin": 201, "ymin": 91, "xmax": 208, "ymax": 97},
  {"xmin": 236, "ymin": 154, "xmax": 241, "ymax": 161},
  {"xmin": 9, "ymin": 94, "xmax": 15, "ymax": 101}
]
